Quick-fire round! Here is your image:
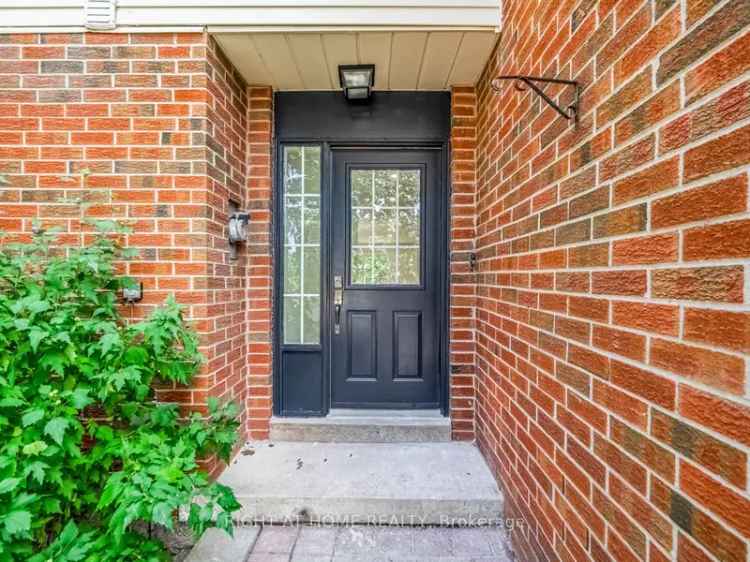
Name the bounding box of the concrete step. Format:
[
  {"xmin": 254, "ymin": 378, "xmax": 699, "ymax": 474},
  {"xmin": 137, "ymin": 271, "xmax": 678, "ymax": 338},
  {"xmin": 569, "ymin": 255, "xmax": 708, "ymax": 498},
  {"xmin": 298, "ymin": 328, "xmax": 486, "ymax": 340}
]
[
  {"xmin": 186, "ymin": 525, "xmax": 515, "ymax": 562},
  {"xmin": 219, "ymin": 442, "xmax": 503, "ymax": 526},
  {"xmin": 270, "ymin": 409, "xmax": 451, "ymax": 443}
]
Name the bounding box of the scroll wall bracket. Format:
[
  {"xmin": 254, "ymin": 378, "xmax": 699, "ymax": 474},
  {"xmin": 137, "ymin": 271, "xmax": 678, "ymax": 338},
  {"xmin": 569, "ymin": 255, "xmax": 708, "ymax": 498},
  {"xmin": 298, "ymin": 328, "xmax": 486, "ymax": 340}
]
[{"xmin": 491, "ymin": 75, "xmax": 581, "ymax": 122}]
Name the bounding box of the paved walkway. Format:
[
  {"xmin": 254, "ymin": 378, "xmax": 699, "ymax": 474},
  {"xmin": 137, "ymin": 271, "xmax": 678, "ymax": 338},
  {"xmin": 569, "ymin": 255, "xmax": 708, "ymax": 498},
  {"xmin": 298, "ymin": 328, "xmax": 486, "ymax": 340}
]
[{"xmin": 187, "ymin": 525, "xmax": 515, "ymax": 562}]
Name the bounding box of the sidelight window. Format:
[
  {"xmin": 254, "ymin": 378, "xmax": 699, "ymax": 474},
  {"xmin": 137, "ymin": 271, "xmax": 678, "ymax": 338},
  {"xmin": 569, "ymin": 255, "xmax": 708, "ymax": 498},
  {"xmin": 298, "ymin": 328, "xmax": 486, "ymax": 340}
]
[{"xmin": 282, "ymin": 145, "xmax": 321, "ymax": 344}]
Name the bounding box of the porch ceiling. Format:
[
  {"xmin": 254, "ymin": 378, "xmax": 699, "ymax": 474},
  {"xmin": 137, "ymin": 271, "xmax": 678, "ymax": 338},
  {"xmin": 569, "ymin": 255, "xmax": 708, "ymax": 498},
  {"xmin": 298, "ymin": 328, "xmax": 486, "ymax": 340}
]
[{"xmin": 214, "ymin": 30, "xmax": 498, "ymax": 90}]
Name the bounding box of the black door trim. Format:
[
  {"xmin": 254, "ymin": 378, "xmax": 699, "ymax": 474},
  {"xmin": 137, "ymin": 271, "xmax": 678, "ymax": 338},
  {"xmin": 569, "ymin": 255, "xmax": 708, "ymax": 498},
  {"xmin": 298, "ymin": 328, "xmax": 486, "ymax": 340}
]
[{"xmin": 273, "ymin": 92, "xmax": 451, "ymax": 417}]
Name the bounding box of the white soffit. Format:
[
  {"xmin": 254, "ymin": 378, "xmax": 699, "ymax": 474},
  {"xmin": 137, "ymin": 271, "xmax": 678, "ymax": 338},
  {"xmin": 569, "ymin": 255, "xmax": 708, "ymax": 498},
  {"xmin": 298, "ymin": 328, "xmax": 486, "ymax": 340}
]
[
  {"xmin": 214, "ymin": 30, "xmax": 498, "ymax": 90},
  {"xmin": 0, "ymin": 1, "xmax": 502, "ymax": 32}
]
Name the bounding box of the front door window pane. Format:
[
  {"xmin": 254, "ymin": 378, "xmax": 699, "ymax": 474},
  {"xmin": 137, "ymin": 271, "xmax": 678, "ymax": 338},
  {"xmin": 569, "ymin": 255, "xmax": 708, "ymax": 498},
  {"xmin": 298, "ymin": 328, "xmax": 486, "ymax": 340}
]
[
  {"xmin": 350, "ymin": 169, "xmax": 421, "ymax": 285},
  {"xmin": 283, "ymin": 145, "xmax": 321, "ymax": 344}
]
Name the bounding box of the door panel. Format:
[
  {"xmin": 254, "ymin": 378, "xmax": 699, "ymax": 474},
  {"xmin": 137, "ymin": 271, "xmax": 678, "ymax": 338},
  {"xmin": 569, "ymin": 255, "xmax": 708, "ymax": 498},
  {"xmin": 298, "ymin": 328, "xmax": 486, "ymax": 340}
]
[
  {"xmin": 331, "ymin": 149, "xmax": 440, "ymax": 408},
  {"xmin": 393, "ymin": 311, "xmax": 422, "ymax": 379},
  {"xmin": 348, "ymin": 311, "xmax": 377, "ymax": 379}
]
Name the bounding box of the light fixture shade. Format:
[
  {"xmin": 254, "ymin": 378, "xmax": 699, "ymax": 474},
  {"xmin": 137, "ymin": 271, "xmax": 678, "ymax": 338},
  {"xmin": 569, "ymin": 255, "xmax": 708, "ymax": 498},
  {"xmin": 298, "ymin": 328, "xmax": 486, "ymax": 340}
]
[
  {"xmin": 345, "ymin": 86, "xmax": 370, "ymax": 100},
  {"xmin": 339, "ymin": 64, "xmax": 375, "ymax": 101}
]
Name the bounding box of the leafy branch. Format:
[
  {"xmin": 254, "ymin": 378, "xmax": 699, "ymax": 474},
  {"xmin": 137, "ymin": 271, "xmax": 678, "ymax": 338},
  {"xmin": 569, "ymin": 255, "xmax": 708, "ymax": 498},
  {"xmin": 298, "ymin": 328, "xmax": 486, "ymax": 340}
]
[{"xmin": 0, "ymin": 199, "xmax": 241, "ymax": 561}]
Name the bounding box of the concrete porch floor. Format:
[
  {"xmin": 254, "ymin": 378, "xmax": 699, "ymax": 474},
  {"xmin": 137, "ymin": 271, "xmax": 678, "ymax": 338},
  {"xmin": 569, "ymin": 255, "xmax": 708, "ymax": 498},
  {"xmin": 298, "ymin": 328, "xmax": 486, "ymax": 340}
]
[{"xmin": 218, "ymin": 442, "xmax": 504, "ymax": 525}]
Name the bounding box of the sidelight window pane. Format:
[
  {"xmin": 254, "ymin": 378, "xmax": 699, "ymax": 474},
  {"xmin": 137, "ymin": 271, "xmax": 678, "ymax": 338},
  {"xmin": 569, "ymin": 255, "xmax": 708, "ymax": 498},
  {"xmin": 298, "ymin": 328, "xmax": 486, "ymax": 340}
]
[
  {"xmin": 302, "ymin": 296, "xmax": 320, "ymax": 344},
  {"xmin": 283, "ymin": 296, "xmax": 301, "ymax": 343},
  {"xmin": 303, "ymin": 198, "xmax": 320, "ymax": 244},
  {"xmin": 285, "ymin": 147, "xmax": 302, "ymax": 194},
  {"xmin": 350, "ymin": 168, "xmax": 421, "ymax": 285},
  {"xmin": 284, "ymin": 247, "xmax": 301, "ymax": 294},
  {"xmin": 304, "ymin": 148, "xmax": 320, "ymax": 194},
  {"xmin": 283, "ymin": 145, "xmax": 321, "ymax": 344},
  {"xmin": 303, "ymin": 247, "xmax": 320, "ymax": 294}
]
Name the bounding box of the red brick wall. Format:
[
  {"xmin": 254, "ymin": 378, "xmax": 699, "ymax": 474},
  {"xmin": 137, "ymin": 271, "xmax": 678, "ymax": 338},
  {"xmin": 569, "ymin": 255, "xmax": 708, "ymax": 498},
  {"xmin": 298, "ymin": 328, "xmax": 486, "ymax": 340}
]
[
  {"xmin": 0, "ymin": 31, "xmax": 261, "ymax": 470},
  {"xmin": 472, "ymin": 0, "xmax": 750, "ymax": 560},
  {"xmin": 245, "ymin": 86, "xmax": 274, "ymax": 440},
  {"xmin": 450, "ymin": 86, "xmax": 479, "ymax": 440}
]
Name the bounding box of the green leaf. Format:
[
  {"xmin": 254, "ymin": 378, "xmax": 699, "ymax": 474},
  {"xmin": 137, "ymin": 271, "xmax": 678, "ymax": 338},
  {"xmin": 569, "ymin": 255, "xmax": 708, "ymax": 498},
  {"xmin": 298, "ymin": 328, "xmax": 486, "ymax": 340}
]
[
  {"xmin": 43, "ymin": 417, "xmax": 70, "ymax": 446},
  {"xmin": 99, "ymin": 333, "xmax": 120, "ymax": 355},
  {"xmin": 40, "ymin": 351, "xmax": 66, "ymax": 375},
  {"xmin": 0, "ymin": 478, "xmax": 20, "ymax": 494},
  {"xmin": 69, "ymin": 388, "xmax": 92, "ymax": 409},
  {"xmin": 28, "ymin": 328, "xmax": 47, "ymax": 352},
  {"xmin": 151, "ymin": 502, "xmax": 174, "ymax": 528},
  {"xmin": 3, "ymin": 510, "xmax": 31, "ymax": 535},
  {"xmin": 95, "ymin": 424, "xmax": 114, "ymax": 442},
  {"xmin": 123, "ymin": 346, "xmax": 148, "ymax": 365},
  {"xmin": 22, "ymin": 441, "xmax": 47, "ymax": 456},
  {"xmin": 27, "ymin": 298, "xmax": 50, "ymax": 315},
  {"xmin": 21, "ymin": 409, "xmax": 44, "ymax": 427},
  {"xmin": 43, "ymin": 497, "xmax": 61, "ymax": 514},
  {"xmin": 207, "ymin": 396, "xmax": 220, "ymax": 413},
  {"xmin": 24, "ymin": 461, "xmax": 47, "ymax": 485},
  {"xmin": 97, "ymin": 472, "xmax": 123, "ymax": 509}
]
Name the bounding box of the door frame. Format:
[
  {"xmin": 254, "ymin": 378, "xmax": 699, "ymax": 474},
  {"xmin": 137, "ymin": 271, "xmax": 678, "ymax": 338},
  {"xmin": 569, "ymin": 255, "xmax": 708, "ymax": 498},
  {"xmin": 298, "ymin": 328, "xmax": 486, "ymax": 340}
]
[{"xmin": 272, "ymin": 94, "xmax": 451, "ymax": 417}]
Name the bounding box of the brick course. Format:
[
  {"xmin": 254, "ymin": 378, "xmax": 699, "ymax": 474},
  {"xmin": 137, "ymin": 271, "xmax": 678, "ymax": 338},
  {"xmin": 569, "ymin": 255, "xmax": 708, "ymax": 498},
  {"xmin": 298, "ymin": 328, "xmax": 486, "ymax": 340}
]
[{"xmin": 473, "ymin": 0, "xmax": 750, "ymax": 560}]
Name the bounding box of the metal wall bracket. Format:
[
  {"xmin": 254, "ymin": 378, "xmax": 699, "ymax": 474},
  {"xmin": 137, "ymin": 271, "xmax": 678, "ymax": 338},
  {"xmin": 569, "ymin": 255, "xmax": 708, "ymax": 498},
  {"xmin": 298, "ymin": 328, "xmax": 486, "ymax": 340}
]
[{"xmin": 491, "ymin": 75, "xmax": 581, "ymax": 121}]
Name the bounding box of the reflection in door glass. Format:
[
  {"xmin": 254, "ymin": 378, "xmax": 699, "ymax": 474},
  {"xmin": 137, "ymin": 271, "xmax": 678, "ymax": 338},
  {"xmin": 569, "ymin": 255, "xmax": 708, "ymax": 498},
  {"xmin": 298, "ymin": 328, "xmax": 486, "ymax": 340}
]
[
  {"xmin": 283, "ymin": 146, "xmax": 321, "ymax": 344},
  {"xmin": 351, "ymin": 169, "xmax": 420, "ymax": 285}
]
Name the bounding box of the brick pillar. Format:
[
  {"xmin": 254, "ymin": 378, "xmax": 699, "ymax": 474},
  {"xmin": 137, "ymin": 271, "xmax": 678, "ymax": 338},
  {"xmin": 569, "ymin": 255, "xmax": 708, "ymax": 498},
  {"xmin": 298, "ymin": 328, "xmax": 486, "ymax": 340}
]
[
  {"xmin": 202, "ymin": 36, "xmax": 251, "ymax": 475},
  {"xmin": 245, "ymin": 86, "xmax": 274, "ymax": 440},
  {"xmin": 449, "ymin": 86, "xmax": 478, "ymax": 441}
]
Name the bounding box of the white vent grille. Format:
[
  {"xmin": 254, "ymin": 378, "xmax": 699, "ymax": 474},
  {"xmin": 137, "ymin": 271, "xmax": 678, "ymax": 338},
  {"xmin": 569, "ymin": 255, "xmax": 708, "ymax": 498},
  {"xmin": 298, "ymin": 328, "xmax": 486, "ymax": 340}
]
[{"xmin": 85, "ymin": 0, "xmax": 116, "ymax": 30}]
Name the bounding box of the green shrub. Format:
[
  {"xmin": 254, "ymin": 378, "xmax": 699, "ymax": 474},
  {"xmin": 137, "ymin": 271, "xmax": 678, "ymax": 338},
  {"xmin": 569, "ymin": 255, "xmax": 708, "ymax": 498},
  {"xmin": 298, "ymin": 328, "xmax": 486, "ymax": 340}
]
[{"xmin": 0, "ymin": 220, "xmax": 241, "ymax": 561}]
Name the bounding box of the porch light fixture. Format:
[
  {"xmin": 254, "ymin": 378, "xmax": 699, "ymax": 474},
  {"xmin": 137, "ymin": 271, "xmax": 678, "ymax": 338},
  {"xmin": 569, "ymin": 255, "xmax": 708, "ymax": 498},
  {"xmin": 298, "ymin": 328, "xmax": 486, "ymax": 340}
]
[
  {"xmin": 228, "ymin": 210, "xmax": 250, "ymax": 259},
  {"xmin": 339, "ymin": 64, "xmax": 375, "ymax": 101}
]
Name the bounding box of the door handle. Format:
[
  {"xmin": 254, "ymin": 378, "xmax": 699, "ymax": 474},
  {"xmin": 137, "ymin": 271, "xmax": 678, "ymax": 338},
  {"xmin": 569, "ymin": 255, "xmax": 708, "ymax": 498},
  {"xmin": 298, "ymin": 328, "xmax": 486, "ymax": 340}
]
[{"xmin": 334, "ymin": 275, "xmax": 343, "ymax": 335}]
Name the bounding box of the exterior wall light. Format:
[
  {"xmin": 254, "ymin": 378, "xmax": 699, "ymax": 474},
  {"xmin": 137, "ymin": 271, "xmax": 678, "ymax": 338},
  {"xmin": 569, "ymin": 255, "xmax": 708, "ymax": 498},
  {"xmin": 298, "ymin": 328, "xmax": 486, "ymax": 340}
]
[
  {"xmin": 338, "ymin": 64, "xmax": 375, "ymax": 101},
  {"xmin": 122, "ymin": 281, "xmax": 143, "ymax": 304},
  {"xmin": 228, "ymin": 211, "xmax": 250, "ymax": 259}
]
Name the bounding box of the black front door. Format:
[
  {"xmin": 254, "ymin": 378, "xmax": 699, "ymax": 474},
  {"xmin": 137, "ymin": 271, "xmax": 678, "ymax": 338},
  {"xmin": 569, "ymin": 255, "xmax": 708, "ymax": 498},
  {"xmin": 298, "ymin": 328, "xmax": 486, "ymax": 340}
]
[{"xmin": 331, "ymin": 149, "xmax": 441, "ymax": 408}]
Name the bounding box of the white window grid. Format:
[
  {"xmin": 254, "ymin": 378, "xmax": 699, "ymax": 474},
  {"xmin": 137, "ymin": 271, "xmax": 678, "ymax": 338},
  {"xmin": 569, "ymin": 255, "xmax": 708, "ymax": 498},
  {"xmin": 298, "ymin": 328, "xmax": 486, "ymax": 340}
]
[
  {"xmin": 350, "ymin": 169, "xmax": 421, "ymax": 285},
  {"xmin": 283, "ymin": 146, "xmax": 321, "ymax": 345}
]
